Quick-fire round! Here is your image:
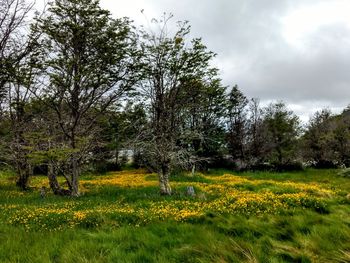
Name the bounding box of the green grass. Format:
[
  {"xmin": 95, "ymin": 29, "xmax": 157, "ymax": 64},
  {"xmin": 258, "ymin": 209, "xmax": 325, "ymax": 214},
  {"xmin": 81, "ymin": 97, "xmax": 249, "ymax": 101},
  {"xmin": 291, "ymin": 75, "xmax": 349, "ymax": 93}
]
[{"xmin": 0, "ymin": 169, "xmax": 349, "ymax": 262}]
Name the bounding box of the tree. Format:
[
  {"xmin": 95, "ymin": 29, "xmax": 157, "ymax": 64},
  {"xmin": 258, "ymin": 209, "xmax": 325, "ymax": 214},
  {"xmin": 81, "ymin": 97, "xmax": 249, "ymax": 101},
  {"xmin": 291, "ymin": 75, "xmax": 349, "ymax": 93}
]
[
  {"xmin": 246, "ymin": 98, "xmax": 268, "ymax": 167},
  {"xmin": 333, "ymin": 117, "xmax": 350, "ymax": 167},
  {"xmin": 93, "ymin": 102, "xmax": 147, "ymax": 171},
  {"xmin": 302, "ymin": 109, "xmax": 335, "ymax": 167},
  {"xmin": 0, "ymin": 0, "xmax": 35, "ymax": 99},
  {"xmin": 0, "ymin": 0, "xmax": 44, "ymax": 189},
  {"xmin": 7, "ymin": 55, "xmax": 39, "ymax": 189},
  {"xmin": 179, "ymin": 75, "xmax": 226, "ymax": 166},
  {"xmin": 34, "ymin": 0, "xmax": 140, "ymax": 196},
  {"xmin": 226, "ymin": 85, "xmax": 248, "ymax": 164},
  {"xmin": 263, "ymin": 102, "xmax": 300, "ymax": 168},
  {"xmin": 137, "ymin": 15, "xmax": 217, "ymax": 195}
]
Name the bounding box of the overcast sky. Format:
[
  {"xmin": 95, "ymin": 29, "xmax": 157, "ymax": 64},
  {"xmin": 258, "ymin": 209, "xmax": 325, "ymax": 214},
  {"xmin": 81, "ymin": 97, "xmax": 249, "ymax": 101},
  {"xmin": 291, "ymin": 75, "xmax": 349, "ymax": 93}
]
[{"xmin": 38, "ymin": 0, "xmax": 350, "ymax": 122}]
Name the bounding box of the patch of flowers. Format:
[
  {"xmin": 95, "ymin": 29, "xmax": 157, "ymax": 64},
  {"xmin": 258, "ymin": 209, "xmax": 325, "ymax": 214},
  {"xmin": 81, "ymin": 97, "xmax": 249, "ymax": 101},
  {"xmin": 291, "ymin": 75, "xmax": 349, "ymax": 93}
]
[{"xmin": 0, "ymin": 171, "xmax": 334, "ymax": 231}]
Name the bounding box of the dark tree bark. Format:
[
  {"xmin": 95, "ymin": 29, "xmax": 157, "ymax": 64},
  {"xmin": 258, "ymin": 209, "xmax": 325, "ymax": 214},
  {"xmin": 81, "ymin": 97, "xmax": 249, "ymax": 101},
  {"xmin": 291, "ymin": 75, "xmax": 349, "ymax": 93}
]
[{"xmin": 47, "ymin": 162, "xmax": 71, "ymax": 196}]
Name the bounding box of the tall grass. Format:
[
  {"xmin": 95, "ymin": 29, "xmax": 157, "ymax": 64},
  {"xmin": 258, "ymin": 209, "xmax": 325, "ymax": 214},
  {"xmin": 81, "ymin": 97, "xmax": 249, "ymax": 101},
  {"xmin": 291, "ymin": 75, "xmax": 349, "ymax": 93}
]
[{"xmin": 0, "ymin": 169, "xmax": 349, "ymax": 262}]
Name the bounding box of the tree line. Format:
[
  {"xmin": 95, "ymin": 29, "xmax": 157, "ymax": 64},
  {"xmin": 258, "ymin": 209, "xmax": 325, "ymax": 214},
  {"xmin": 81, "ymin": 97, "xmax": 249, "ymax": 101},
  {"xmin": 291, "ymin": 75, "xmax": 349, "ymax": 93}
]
[{"xmin": 1, "ymin": 0, "xmax": 349, "ymax": 196}]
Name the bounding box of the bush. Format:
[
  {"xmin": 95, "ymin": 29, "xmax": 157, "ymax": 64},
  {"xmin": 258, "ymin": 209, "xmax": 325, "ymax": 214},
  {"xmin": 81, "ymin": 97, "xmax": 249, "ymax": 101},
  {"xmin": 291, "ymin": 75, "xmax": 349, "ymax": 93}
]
[
  {"xmin": 313, "ymin": 160, "xmax": 338, "ymax": 169},
  {"xmin": 92, "ymin": 161, "xmax": 120, "ymax": 174},
  {"xmin": 248, "ymin": 161, "xmax": 304, "ymax": 172},
  {"xmin": 248, "ymin": 162, "xmax": 274, "ymax": 171},
  {"xmin": 275, "ymin": 162, "xmax": 304, "ymax": 172},
  {"xmin": 204, "ymin": 156, "xmax": 237, "ymax": 171}
]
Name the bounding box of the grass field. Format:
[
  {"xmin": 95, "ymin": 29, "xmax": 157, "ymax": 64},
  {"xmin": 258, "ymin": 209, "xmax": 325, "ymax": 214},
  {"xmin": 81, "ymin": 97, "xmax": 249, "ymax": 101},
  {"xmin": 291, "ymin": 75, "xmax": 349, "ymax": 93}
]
[{"xmin": 0, "ymin": 169, "xmax": 349, "ymax": 263}]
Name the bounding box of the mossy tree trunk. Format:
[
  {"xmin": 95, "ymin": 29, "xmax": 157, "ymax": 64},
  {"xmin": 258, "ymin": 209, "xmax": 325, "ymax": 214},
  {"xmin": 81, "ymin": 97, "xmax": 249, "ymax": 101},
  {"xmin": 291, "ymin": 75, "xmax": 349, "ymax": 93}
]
[
  {"xmin": 16, "ymin": 162, "xmax": 32, "ymax": 190},
  {"xmin": 47, "ymin": 162, "xmax": 71, "ymax": 196},
  {"xmin": 159, "ymin": 165, "xmax": 171, "ymax": 195},
  {"xmin": 70, "ymin": 157, "xmax": 80, "ymax": 197}
]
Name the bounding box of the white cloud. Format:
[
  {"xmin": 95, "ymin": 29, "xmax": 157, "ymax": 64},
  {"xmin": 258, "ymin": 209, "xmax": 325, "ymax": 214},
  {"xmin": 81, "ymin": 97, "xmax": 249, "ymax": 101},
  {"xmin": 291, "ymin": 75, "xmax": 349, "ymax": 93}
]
[{"xmin": 282, "ymin": 0, "xmax": 350, "ymax": 48}]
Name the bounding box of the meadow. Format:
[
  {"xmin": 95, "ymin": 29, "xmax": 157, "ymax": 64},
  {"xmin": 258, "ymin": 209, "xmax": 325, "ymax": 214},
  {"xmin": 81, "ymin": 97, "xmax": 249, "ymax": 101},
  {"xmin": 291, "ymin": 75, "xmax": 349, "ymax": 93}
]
[{"xmin": 0, "ymin": 168, "xmax": 349, "ymax": 263}]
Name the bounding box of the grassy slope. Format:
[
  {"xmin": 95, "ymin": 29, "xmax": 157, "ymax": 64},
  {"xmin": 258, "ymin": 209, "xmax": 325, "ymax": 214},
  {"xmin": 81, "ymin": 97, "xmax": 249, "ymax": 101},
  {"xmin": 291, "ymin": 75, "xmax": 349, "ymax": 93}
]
[{"xmin": 0, "ymin": 169, "xmax": 349, "ymax": 263}]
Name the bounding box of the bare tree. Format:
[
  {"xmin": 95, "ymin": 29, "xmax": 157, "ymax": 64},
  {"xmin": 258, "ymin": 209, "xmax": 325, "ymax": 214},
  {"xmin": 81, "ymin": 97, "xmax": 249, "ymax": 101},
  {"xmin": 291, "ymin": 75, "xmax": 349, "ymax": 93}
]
[
  {"xmin": 7, "ymin": 66, "xmax": 34, "ymax": 189},
  {"xmin": 0, "ymin": 0, "xmax": 45, "ymax": 189},
  {"xmin": 246, "ymin": 98, "xmax": 267, "ymax": 167},
  {"xmin": 0, "ymin": 0, "xmax": 35, "ymax": 97}
]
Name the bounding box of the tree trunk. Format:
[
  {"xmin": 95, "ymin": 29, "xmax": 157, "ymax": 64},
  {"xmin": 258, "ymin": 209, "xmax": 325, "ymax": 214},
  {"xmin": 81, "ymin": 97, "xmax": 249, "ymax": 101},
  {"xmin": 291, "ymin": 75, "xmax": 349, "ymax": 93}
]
[
  {"xmin": 158, "ymin": 167, "xmax": 171, "ymax": 195},
  {"xmin": 47, "ymin": 162, "xmax": 70, "ymax": 196},
  {"xmin": 70, "ymin": 157, "xmax": 80, "ymax": 197},
  {"xmin": 115, "ymin": 149, "xmax": 121, "ymax": 170},
  {"xmin": 277, "ymin": 147, "xmax": 283, "ymax": 166},
  {"xmin": 16, "ymin": 162, "xmax": 31, "ymax": 190},
  {"xmin": 191, "ymin": 165, "xmax": 196, "ymax": 177}
]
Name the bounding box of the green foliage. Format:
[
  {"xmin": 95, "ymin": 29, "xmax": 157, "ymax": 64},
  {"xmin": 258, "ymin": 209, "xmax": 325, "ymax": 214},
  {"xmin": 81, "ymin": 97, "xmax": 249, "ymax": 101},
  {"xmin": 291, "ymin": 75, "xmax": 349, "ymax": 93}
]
[
  {"xmin": 136, "ymin": 14, "xmax": 222, "ymax": 184},
  {"xmin": 179, "ymin": 77, "xmax": 227, "ymax": 159},
  {"xmin": 226, "ymin": 85, "xmax": 248, "ymax": 161},
  {"xmin": 25, "ymin": 0, "xmax": 143, "ymax": 195},
  {"xmin": 303, "ymin": 108, "xmax": 350, "ymax": 168},
  {"xmin": 29, "ymin": 147, "xmax": 79, "ymax": 165},
  {"xmin": 263, "ymin": 102, "xmax": 301, "ymax": 167},
  {"xmin": 92, "ymin": 102, "xmax": 147, "ymax": 171}
]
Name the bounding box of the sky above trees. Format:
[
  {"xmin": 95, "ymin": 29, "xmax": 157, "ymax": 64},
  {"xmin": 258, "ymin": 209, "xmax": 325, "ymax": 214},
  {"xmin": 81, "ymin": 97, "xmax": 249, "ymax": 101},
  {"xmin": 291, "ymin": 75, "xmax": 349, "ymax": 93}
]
[{"xmin": 35, "ymin": 0, "xmax": 350, "ymax": 122}]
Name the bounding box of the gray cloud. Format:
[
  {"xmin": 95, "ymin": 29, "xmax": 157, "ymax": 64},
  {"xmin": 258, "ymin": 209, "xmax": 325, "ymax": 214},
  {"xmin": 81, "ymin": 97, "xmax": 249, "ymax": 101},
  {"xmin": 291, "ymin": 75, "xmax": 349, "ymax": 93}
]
[
  {"xmin": 44, "ymin": 0, "xmax": 350, "ymax": 120},
  {"xmin": 244, "ymin": 23, "xmax": 350, "ymax": 104}
]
